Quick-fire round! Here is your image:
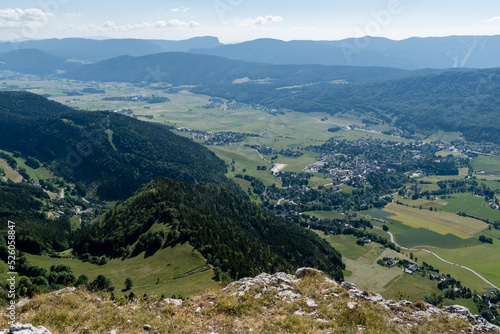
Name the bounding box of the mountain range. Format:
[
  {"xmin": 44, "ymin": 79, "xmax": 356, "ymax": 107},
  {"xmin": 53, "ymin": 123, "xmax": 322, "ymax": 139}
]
[
  {"xmin": 0, "ymin": 36, "xmax": 221, "ymax": 62},
  {"xmin": 2, "ymin": 35, "xmax": 500, "ymax": 69},
  {"xmin": 192, "ymin": 35, "xmax": 500, "ymax": 69},
  {"xmin": 63, "ymin": 51, "xmax": 430, "ymax": 85}
]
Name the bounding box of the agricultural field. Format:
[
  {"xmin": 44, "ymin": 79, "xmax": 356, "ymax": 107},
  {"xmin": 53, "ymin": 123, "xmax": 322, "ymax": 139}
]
[
  {"xmin": 424, "ymin": 130, "xmax": 463, "ymax": 143},
  {"xmin": 365, "ymin": 204, "xmax": 500, "ymax": 291},
  {"xmin": 439, "ymin": 193, "xmax": 500, "ymax": 222},
  {"xmin": 435, "ymin": 151, "xmax": 465, "ymax": 157},
  {"xmin": 380, "ymin": 271, "xmax": 441, "ymax": 302},
  {"xmin": 304, "ymin": 210, "xmax": 347, "ymax": 220},
  {"xmin": 317, "ymin": 228, "xmax": 495, "ymax": 305},
  {"xmin": 384, "ymin": 203, "xmax": 488, "ymax": 238},
  {"xmin": 471, "ymin": 155, "xmax": 500, "ymax": 176},
  {"xmin": 412, "ymin": 249, "xmax": 495, "ymax": 293}
]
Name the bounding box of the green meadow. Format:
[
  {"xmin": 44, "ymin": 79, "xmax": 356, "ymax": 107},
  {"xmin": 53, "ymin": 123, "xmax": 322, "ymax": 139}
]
[
  {"xmin": 471, "ymin": 155, "xmax": 500, "ymax": 175},
  {"xmin": 439, "ymin": 193, "xmax": 500, "ymax": 222},
  {"xmin": 25, "ymin": 243, "xmax": 216, "ymax": 299}
]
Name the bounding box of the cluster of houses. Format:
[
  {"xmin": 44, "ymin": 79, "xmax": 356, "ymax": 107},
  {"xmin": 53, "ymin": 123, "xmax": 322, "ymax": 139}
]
[
  {"xmin": 489, "ymin": 198, "xmax": 499, "ymax": 210},
  {"xmin": 47, "ymin": 204, "xmax": 93, "ymax": 219},
  {"xmin": 201, "ymin": 98, "xmax": 243, "ymax": 111},
  {"xmin": 404, "ymin": 264, "xmax": 420, "ymax": 275},
  {"xmin": 365, "ymin": 215, "xmax": 389, "ymax": 224}
]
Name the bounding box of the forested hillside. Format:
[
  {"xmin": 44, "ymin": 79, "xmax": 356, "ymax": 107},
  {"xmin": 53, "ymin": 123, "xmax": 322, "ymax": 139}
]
[
  {"xmin": 0, "ymin": 49, "xmax": 78, "ymax": 75},
  {"xmin": 0, "ymin": 91, "xmax": 230, "ymax": 199},
  {"xmin": 73, "ymin": 177, "xmax": 345, "ymax": 281},
  {"xmin": 64, "ymin": 51, "xmax": 425, "ymax": 85},
  {"xmin": 0, "ymin": 182, "xmax": 71, "ymax": 254}
]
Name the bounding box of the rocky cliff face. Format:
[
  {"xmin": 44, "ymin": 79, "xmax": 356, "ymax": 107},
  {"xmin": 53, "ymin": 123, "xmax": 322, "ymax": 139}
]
[{"xmin": 1, "ymin": 268, "xmax": 499, "ymax": 333}]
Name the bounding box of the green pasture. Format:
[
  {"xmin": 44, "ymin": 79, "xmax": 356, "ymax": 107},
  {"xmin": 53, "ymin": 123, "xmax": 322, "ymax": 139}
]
[
  {"xmin": 471, "ymin": 155, "xmax": 500, "ymax": 175},
  {"xmin": 305, "ymin": 211, "xmax": 347, "ymax": 220},
  {"xmin": 318, "ymin": 233, "xmax": 382, "ymax": 261},
  {"xmin": 331, "ymin": 130, "xmax": 411, "ymax": 143},
  {"xmin": 381, "ymin": 272, "xmax": 441, "ymax": 302},
  {"xmin": 435, "ymin": 151, "xmax": 465, "ymax": 157},
  {"xmin": 25, "ymin": 243, "xmax": 216, "ymax": 298},
  {"xmin": 413, "ymin": 250, "xmax": 496, "ymax": 293},
  {"xmin": 439, "ymin": 193, "xmax": 500, "ymax": 222},
  {"xmin": 395, "ymin": 228, "xmax": 481, "ymax": 249},
  {"xmin": 208, "ymin": 145, "xmax": 278, "ymax": 187},
  {"xmin": 318, "ymin": 232, "xmax": 406, "ymax": 293},
  {"xmin": 424, "ymin": 130, "xmax": 463, "ymax": 143},
  {"xmin": 384, "ymin": 203, "xmax": 488, "ymax": 238},
  {"xmin": 0, "ymin": 157, "xmax": 23, "ymax": 182},
  {"xmin": 431, "ymin": 240, "xmax": 500, "ymax": 289}
]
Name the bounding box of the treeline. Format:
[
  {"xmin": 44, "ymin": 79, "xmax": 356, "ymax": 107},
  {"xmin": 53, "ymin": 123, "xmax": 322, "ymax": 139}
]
[
  {"xmin": 73, "ymin": 177, "xmax": 345, "ymax": 281},
  {"xmin": 0, "ymin": 91, "xmax": 233, "ymax": 200},
  {"xmin": 0, "ymin": 251, "xmax": 113, "ymax": 300}
]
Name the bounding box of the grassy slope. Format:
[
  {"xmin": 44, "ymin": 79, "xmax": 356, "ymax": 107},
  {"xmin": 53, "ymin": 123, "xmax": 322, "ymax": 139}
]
[
  {"xmin": 25, "ymin": 243, "xmax": 216, "ymax": 298},
  {"xmin": 0, "ymin": 157, "xmax": 23, "ymax": 182},
  {"xmin": 381, "ymin": 273, "xmax": 441, "ymax": 302}
]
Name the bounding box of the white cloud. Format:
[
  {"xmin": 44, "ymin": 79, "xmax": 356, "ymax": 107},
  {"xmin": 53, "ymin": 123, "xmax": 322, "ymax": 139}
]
[
  {"xmin": 75, "ymin": 19, "xmax": 200, "ymax": 32},
  {"xmin": 154, "ymin": 19, "xmax": 199, "ymax": 28},
  {"xmin": 485, "ymin": 16, "xmax": 500, "ymax": 23},
  {"xmin": 170, "ymin": 7, "xmax": 190, "ymax": 13},
  {"xmin": 0, "ymin": 8, "xmax": 54, "ymax": 29},
  {"xmin": 64, "ymin": 12, "xmax": 82, "ymax": 19},
  {"xmin": 238, "ymin": 15, "xmax": 283, "ymax": 27}
]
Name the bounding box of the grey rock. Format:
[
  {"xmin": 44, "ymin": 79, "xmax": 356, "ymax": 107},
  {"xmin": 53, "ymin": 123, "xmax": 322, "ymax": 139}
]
[
  {"xmin": 52, "ymin": 287, "xmax": 76, "ymax": 296},
  {"xmin": 347, "ymin": 302, "xmax": 357, "ymax": 309},
  {"xmin": 295, "ymin": 267, "xmax": 324, "ymax": 278},
  {"xmin": 341, "ymin": 282, "xmax": 356, "ymax": 290},
  {"xmin": 305, "ymin": 297, "xmax": 318, "ymax": 308},
  {"xmin": 162, "ymin": 298, "xmax": 183, "ymax": 306},
  {"xmin": 444, "ymin": 305, "xmax": 472, "ymax": 317},
  {"xmin": 276, "ymin": 290, "xmax": 302, "ymax": 301},
  {"xmin": 1, "ymin": 324, "xmax": 52, "ymax": 334}
]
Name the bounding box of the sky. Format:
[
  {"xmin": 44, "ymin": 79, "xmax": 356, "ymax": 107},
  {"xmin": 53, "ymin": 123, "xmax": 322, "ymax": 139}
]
[{"xmin": 1, "ymin": 0, "xmax": 500, "ymax": 43}]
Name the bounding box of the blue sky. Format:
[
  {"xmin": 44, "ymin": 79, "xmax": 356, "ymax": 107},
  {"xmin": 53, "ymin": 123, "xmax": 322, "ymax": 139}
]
[{"xmin": 1, "ymin": 0, "xmax": 500, "ymax": 42}]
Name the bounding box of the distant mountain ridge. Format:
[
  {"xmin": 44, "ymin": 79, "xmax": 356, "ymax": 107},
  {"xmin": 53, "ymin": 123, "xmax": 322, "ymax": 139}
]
[
  {"xmin": 0, "ymin": 49, "xmax": 79, "ymax": 75},
  {"xmin": 0, "ymin": 36, "xmax": 221, "ymax": 62},
  {"xmin": 2, "ymin": 35, "xmax": 500, "ymax": 70},
  {"xmin": 64, "ymin": 51, "xmax": 439, "ymax": 85},
  {"xmin": 191, "ymin": 35, "xmax": 500, "ymax": 69}
]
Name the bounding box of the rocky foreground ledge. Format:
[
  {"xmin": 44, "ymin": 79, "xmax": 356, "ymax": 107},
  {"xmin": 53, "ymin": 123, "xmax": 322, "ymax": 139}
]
[{"xmin": 1, "ymin": 268, "xmax": 499, "ymax": 333}]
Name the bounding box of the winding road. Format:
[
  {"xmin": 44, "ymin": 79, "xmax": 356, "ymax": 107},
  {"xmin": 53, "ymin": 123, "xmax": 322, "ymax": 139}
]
[{"xmin": 374, "ymin": 226, "xmax": 500, "ymax": 290}]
